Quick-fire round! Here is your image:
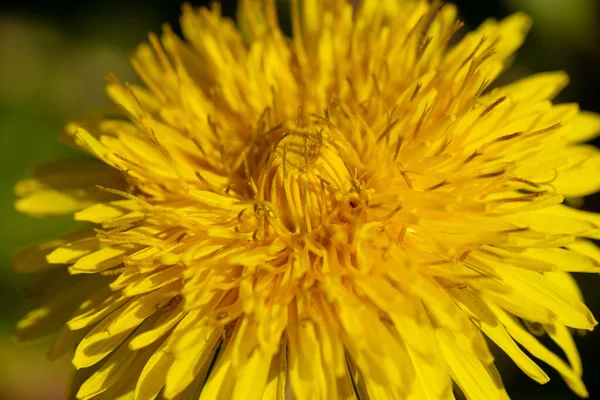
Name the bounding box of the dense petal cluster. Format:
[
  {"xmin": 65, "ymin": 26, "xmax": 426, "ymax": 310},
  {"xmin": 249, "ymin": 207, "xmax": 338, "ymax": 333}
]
[{"xmin": 13, "ymin": 1, "xmax": 600, "ymax": 399}]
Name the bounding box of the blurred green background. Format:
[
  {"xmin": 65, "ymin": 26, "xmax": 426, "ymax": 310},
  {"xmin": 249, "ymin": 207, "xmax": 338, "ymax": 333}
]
[{"xmin": 0, "ymin": 0, "xmax": 599, "ymax": 399}]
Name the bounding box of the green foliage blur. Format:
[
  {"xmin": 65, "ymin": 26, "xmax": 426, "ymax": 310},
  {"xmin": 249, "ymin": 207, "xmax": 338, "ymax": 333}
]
[{"xmin": 0, "ymin": 1, "xmax": 598, "ymax": 399}]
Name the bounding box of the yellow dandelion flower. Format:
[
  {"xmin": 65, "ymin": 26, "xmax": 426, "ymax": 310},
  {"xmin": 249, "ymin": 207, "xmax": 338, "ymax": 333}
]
[{"xmin": 13, "ymin": 1, "xmax": 600, "ymax": 399}]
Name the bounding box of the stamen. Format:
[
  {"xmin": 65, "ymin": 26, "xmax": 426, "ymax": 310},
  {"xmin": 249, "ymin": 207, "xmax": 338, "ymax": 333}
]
[
  {"xmin": 417, "ymin": 36, "xmax": 433, "ymax": 61},
  {"xmin": 491, "ymin": 191, "xmax": 547, "ymax": 203},
  {"xmin": 308, "ymin": 112, "xmax": 336, "ymax": 132},
  {"xmin": 410, "ymin": 83, "xmax": 422, "ymax": 102},
  {"xmin": 265, "ymin": 122, "xmax": 284, "ymax": 137},
  {"xmin": 458, "ymin": 36, "xmax": 486, "ymax": 72},
  {"xmin": 92, "ymin": 185, "xmax": 148, "ymax": 204},
  {"xmin": 397, "ymin": 226, "xmax": 407, "ymax": 246},
  {"xmin": 491, "ymin": 131, "xmax": 523, "ymax": 143},
  {"xmin": 191, "ymin": 137, "xmax": 207, "ymax": 156},
  {"xmin": 371, "ymin": 72, "xmax": 383, "ymax": 100},
  {"xmin": 297, "ymin": 105, "xmax": 304, "ymax": 127},
  {"xmin": 434, "ymin": 139, "xmax": 451, "ymax": 156},
  {"xmin": 345, "ymin": 76, "xmax": 362, "ymax": 107},
  {"xmin": 424, "ymin": 180, "xmax": 448, "ymax": 191},
  {"xmin": 463, "ymin": 151, "xmax": 482, "ymax": 164},
  {"xmin": 148, "ymin": 128, "xmax": 187, "ymax": 184},
  {"xmin": 439, "ymin": 20, "xmax": 464, "ymax": 51},
  {"xmin": 148, "ymin": 32, "xmax": 175, "ymax": 75},
  {"xmin": 113, "ymin": 153, "xmax": 146, "ymax": 172},
  {"xmin": 479, "ymin": 96, "xmax": 507, "ymax": 119},
  {"xmin": 376, "ymin": 118, "xmax": 399, "ymax": 144},
  {"xmin": 194, "ymin": 170, "xmax": 211, "ymax": 186},
  {"xmin": 507, "ymin": 177, "xmax": 540, "ymax": 189},
  {"xmin": 243, "ymin": 153, "xmax": 258, "ymax": 195},
  {"xmin": 525, "ymin": 123, "xmax": 563, "ymax": 138},
  {"xmin": 207, "ymin": 114, "xmax": 221, "ymax": 142},
  {"xmin": 393, "ymin": 136, "xmax": 404, "ymax": 161},
  {"xmin": 476, "ymin": 170, "xmax": 506, "ymax": 179},
  {"xmin": 459, "ymin": 250, "xmax": 471, "ymax": 262},
  {"xmin": 413, "ymin": 104, "xmax": 431, "ymax": 139},
  {"xmin": 175, "ymin": 232, "xmax": 187, "ymax": 243},
  {"xmin": 282, "ymin": 143, "xmax": 287, "ymax": 178},
  {"xmin": 156, "ymin": 295, "xmax": 182, "ymax": 311},
  {"xmin": 396, "ymin": 163, "xmax": 413, "ymax": 189}
]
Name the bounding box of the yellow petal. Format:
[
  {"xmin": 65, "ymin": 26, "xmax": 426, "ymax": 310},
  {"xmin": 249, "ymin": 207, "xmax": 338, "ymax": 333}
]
[
  {"xmin": 129, "ymin": 303, "xmax": 185, "ymax": 350},
  {"xmin": 69, "ymin": 247, "xmax": 130, "ymax": 274},
  {"xmin": 75, "ymin": 200, "xmax": 142, "ymax": 224},
  {"xmin": 544, "ymin": 271, "xmax": 585, "ymax": 303},
  {"xmin": 335, "ymin": 368, "xmax": 360, "ymax": 400},
  {"xmin": 260, "ymin": 344, "xmax": 288, "ymax": 400},
  {"xmin": 485, "ymin": 289, "xmax": 556, "ymax": 325},
  {"xmin": 407, "ymin": 334, "xmax": 454, "ymax": 400},
  {"xmin": 12, "ymin": 229, "xmax": 92, "ymax": 273},
  {"xmin": 346, "ymin": 357, "xmax": 373, "ymax": 400},
  {"xmin": 483, "ymin": 13, "xmax": 531, "ymax": 61},
  {"xmin": 93, "ymin": 338, "xmax": 161, "ymax": 400},
  {"xmin": 545, "ymin": 322, "xmax": 583, "ymax": 377},
  {"xmin": 48, "ymin": 324, "xmax": 90, "ymax": 361},
  {"xmin": 187, "ymin": 189, "xmax": 247, "ymax": 211},
  {"xmin": 520, "ymin": 247, "xmax": 600, "ymax": 272},
  {"xmin": 436, "ymin": 329, "xmax": 503, "ymax": 400},
  {"xmin": 72, "ymin": 303, "xmax": 152, "ymax": 369},
  {"xmin": 15, "ymin": 189, "xmax": 99, "ymax": 217},
  {"xmin": 124, "ymin": 266, "xmax": 184, "ymax": 297},
  {"xmin": 14, "ymin": 276, "xmax": 100, "ymax": 342},
  {"xmin": 67, "ymin": 288, "xmax": 128, "ymax": 330},
  {"xmin": 567, "ymin": 239, "xmax": 600, "ymax": 273},
  {"xmin": 28, "ymin": 160, "xmax": 123, "ymax": 188},
  {"xmin": 504, "ymin": 204, "xmax": 600, "ymax": 238},
  {"xmin": 76, "ymin": 339, "xmax": 138, "ymax": 399},
  {"xmin": 165, "ymin": 328, "xmax": 222, "ymax": 399},
  {"xmin": 197, "ymin": 338, "xmax": 236, "ymax": 400},
  {"xmin": 335, "ymin": 299, "xmax": 415, "ymax": 393},
  {"xmin": 499, "ymin": 71, "xmax": 569, "ymax": 103},
  {"xmin": 68, "ymin": 367, "xmax": 98, "ymax": 400},
  {"xmin": 565, "ymin": 111, "xmax": 600, "ymax": 143},
  {"xmin": 15, "ymin": 160, "xmax": 122, "ymax": 216},
  {"xmin": 484, "ymin": 363, "xmax": 511, "ymax": 400},
  {"xmin": 231, "ymin": 349, "xmax": 272, "ymax": 400},
  {"xmin": 67, "ymin": 124, "xmax": 118, "ymax": 166},
  {"xmin": 46, "ymin": 237, "xmax": 98, "ymax": 264},
  {"xmin": 491, "ymin": 305, "xmax": 589, "ymax": 397},
  {"xmin": 288, "ymin": 305, "xmax": 327, "ymax": 400},
  {"xmin": 450, "ymin": 288, "xmax": 549, "ymax": 384},
  {"xmin": 105, "ymin": 287, "xmax": 175, "ymax": 336},
  {"xmin": 552, "ymin": 145, "xmax": 600, "ymax": 197},
  {"xmin": 96, "ymin": 374, "xmax": 136, "ymax": 400},
  {"xmin": 493, "ymin": 265, "xmax": 595, "ymax": 329},
  {"xmin": 360, "ymin": 374, "xmax": 400, "ymax": 400},
  {"xmin": 135, "ymin": 343, "xmax": 173, "ymax": 400},
  {"xmin": 106, "ymin": 83, "xmax": 157, "ymax": 120}
]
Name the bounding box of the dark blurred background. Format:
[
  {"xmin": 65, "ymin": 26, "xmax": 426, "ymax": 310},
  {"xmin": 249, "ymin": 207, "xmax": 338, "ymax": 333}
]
[{"xmin": 0, "ymin": 1, "xmax": 599, "ymax": 399}]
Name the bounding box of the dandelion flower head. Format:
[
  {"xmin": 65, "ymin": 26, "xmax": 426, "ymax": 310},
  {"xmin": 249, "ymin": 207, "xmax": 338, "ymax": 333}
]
[{"xmin": 13, "ymin": 1, "xmax": 600, "ymax": 399}]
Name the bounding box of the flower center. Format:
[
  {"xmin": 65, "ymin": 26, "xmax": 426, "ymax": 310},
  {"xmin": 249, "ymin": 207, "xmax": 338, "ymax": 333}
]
[{"xmin": 249, "ymin": 121, "xmax": 354, "ymax": 238}]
